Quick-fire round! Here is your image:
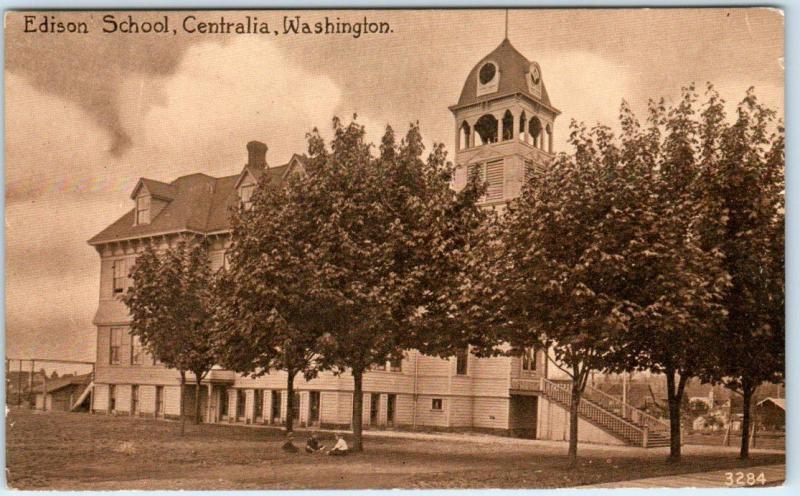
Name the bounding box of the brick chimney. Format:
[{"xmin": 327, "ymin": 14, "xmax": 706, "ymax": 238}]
[{"xmin": 247, "ymin": 140, "xmax": 267, "ymax": 168}]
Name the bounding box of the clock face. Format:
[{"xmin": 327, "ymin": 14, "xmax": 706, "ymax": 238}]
[
  {"xmin": 479, "ymin": 63, "xmax": 497, "ymax": 85},
  {"xmin": 530, "ymin": 67, "xmax": 541, "ymax": 86}
]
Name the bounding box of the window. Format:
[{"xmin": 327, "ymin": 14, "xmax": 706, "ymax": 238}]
[
  {"xmin": 236, "ymin": 389, "xmax": 246, "ymax": 418},
  {"xmin": 389, "ymin": 356, "xmax": 402, "ymax": 372},
  {"xmin": 109, "ymin": 327, "xmax": 124, "ymax": 365},
  {"xmin": 130, "ymin": 334, "xmax": 142, "ymax": 365},
  {"xmin": 131, "ymin": 385, "xmax": 139, "ymax": 415},
  {"xmin": 292, "ymin": 392, "xmax": 301, "ymax": 421},
  {"xmin": 109, "ymin": 384, "xmax": 116, "ymax": 413},
  {"xmin": 254, "ymin": 389, "xmax": 264, "ymax": 419},
  {"xmin": 522, "ymin": 347, "xmax": 537, "ymax": 371},
  {"xmin": 112, "ymin": 259, "xmax": 128, "ymax": 295},
  {"xmin": 239, "ymin": 183, "xmax": 255, "ymax": 210},
  {"xmin": 271, "ymin": 390, "xmax": 281, "ymax": 421},
  {"xmin": 432, "ymin": 398, "xmax": 443, "ymax": 411},
  {"xmin": 136, "ymin": 195, "xmax": 150, "ymax": 225},
  {"xmin": 456, "ymin": 347, "xmax": 469, "ymax": 375},
  {"xmin": 155, "ymin": 386, "xmax": 164, "ymax": 416}
]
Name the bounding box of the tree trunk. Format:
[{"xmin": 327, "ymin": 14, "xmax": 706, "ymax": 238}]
[
  {"xmin": 665, "ymin": 369, "xmax": 688, "ymax": 462},
  {"xmin": 194, "ymin": 375, "xmax": 203, "ymax": 425},
  {"xmin": 285, "ymin": 370, "xmax": 295, "ymax": 433},
  {"xmin": 568, "ymin": 376, "xmax": 581, "ymax": 467},
  {"xmin": 740, "ymin": 379, "xmax": 754, "ymax": 459},
  {"xmin": 179, "ymin": 371, "xmax": 186, "ymax": 436},
  {"xmin": 351, "ymin": 369, "xmax": 364, "ymax": 453}
]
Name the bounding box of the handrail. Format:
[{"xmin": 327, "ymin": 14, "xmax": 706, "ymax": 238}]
[
  {"xmin": 583, "ymin": 383, "xmax": 670, "ymax": 431},
  {"xmin": 541, "ymin": 378, "xmax": 646, "ymax": 436}
]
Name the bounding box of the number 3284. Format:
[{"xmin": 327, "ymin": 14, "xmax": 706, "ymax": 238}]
[{"xmin": 725, "ymin": 472, "xmax": 767, "ymax": 486}]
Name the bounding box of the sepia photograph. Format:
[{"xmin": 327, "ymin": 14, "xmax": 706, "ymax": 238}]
[{"xmin": 4, "ymin": 7, "xmax": 785, "ymax": 490}]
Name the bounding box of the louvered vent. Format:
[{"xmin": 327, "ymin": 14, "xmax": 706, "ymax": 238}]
[{"xmin": 485, "ymin": 159, "xmax": 504, "ymax": 201}]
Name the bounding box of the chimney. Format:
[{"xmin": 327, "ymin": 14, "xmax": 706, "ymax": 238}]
[{"xmin": 247, "ymin": 140, "xmax": 267, "ymax": 168}]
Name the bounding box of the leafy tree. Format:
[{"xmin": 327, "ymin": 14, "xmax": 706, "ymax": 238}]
[
  {"xmin": 694, "ymin": 86, "xmax": 784, "ymax": 459},
  {"xmin": 237, "ymin": 117, "xmax": 483, "ymax": 452},
  {"xmin": 213, "ymin": 165, "xmax": 327, "ymax": 434},
  {"xmin": 616, "ymin": 86, "xmax": 729, "ymax": 461},
  {"xmin": 124, "ymin": 239, "xmax": 217, "ymax": 435},
  {"xmin": 491, "ymin": 121, "xmax": 642, "ymax": 466}
]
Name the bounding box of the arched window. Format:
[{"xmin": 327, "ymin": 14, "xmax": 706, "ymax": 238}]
[
  {"xmin": 501, "ymin": 110, "xmax": 514, "ymax": 141},
  {"xmin": 474, "ymin": 114, "xmax": 499, "ymax": 146},
  {"xmin": 546, "ymin": 124, "xmax": 553, "ymax": 153},
  {"xmin": 528, "ymin": 117, "xmax": 542, "ymax": 148},
  {"xmin": 519, "ymin": 111, "xmax": 527, "ymax": 142},
  {"xmin": 460, "ymin": 121, "xmax": 471, "ymax": 150}
]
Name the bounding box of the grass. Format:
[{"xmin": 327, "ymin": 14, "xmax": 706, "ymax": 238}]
[{"xmin": 5, "ymin": 408, "xmax": 785, "ymax": 489}]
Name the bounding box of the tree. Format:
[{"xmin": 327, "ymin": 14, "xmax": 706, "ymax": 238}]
[
  {"xmin": 694, "ymin": 86, "xmax": 785, "ymax": 459},
  {"xmin": 124, "ymin": 239, "xmax": 217, "ymax": 435},
  {"xmin": 616, "ymin": 86, "xmax": 729, "ymax": 461},
  {"xmin": 242, "ymin": 117, "xmax": 483, "ymax": 452},
  {"xmin": 213, "ymin": 164, "xmax": 327, "ymax": 434},
  {"xmin": 490, "ymin": 121, "xmax": 642, "ymax": 466}
]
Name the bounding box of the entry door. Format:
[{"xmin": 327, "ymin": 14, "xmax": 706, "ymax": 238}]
[
  {"xmin": 370, "ymin": 393, "xmax": 380, "ymax": 426},
  {"xmin": 309, "ymin": 391, "xmax": 321, "ymax": 425},
  {"xmin": 387, "ymin": 394, "xmax": 396, "ymax": 426}
]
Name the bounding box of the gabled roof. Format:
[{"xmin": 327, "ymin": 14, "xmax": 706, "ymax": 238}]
[
  {"xmin": 131, "ymin": 178, "xmax": 177, "ymax": 201},
  {"xmin": 89, "ymin": 158, "xmax": 298, "ymax": 245},
  {"xmin": 757, "ymin": 397, "xmax": 786, "ymax": 411},
  {"xmin": 454, "ymin": 38, "xmax": 557, "ymax": 112}
]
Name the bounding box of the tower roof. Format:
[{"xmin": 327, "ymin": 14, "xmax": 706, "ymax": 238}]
[{"xmin": 454, "ymin": 38, "xmax": 555, "ymax": 111}]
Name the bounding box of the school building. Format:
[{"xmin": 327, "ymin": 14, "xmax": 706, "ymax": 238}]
[{"xmin": 87, "ymin": 38, "xmax": 670, "ymax": 447}]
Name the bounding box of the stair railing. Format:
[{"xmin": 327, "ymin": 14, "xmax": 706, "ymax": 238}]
[
  {"xmin": 582, "ymin": 384, "xmax": 670, "ymax": 435},
  {"xmin": 541, "ymin": 378, "xmax": 648, "ymax": 446}
]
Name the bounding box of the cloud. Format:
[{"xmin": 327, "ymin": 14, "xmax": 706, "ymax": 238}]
[
  {"xmin": 5, "ymin": 36, "xmax": 345, "ymax": 360},
  {"xmin": 538, "ymin": 51, "xmax": 635, "ymax": 147},
  {"xmin": 120, "ymin": 37, "xmax": 343, "ymax": 180}
]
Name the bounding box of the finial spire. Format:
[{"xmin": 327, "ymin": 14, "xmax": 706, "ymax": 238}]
[{"xmin": 504, "ymin": 9, "xmax": 509, "ymax": 39}]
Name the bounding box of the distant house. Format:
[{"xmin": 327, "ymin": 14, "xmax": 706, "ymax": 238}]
[
  {"xmin": 756, "ymin": 398, "xmax": 785, "ymax": 431},
  {"xmin": 32, "ymin": 373, "xmax": 93, "ymax": 412}
]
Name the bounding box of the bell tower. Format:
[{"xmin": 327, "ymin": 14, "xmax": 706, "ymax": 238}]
[{"xmin": 450, "ymin": 38, "xmax": 560, "ymax": 206}]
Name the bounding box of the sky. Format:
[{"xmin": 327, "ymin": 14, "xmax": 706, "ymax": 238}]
[{"xmin": 4, "ymin": 8, "xmax": 784, "ymax": 366}]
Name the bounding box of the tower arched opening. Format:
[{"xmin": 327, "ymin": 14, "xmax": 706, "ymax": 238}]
[
  {"xmin": 501, "ymin": 110, "xmax": 514, "ymax": 141},
  {"xmin": 529, "ymin": 116, "xmax": 542, "ymax": 148},
  {"xmin": 519, "ymin": 111, "xmax": 527, "ymax": 142},
  {"xmin": 474, "ymin": 114, "xmax": 499, "ymax": 146},
  {"xmin": 460, "ymin": 121, "xmax": 472, "ymax": 150}
]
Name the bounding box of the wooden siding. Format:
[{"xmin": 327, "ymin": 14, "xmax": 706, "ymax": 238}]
[
  {"xmin": 93, "ymin": 383, "xmax": 108, "ymax": 412},
  {"xmin": 139, "ymin": 385, "xmax": 157, "ymax": 414},
  {"xmin": 536, "ymin": 396, "xmax": 624, "ymax": 445},
  {"xmin": 116, "ymin": 384, "xmax": 132, "ymax": 413},
  {"xmin": 473, "ymin": 397, "xmax": 510, "ymax": 429}
]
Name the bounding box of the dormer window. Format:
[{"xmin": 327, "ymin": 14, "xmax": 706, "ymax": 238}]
[
  {"xmin": 136, "ymin": 195, "xmax": 150, "ymax": 225},
  {"xmin": 239, "ymin": 182, "xmax": 255, "ymax": 210}
]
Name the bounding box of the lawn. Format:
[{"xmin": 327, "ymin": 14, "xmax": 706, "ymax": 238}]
[{"xmin": 5, "ymin": 408, "xmax": 785, "ymax": 489}]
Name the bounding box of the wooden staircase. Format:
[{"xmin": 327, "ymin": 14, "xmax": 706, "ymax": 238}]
[{"xmin": 541, "ymin": 378, "xmax": 671, "ymax": 448}]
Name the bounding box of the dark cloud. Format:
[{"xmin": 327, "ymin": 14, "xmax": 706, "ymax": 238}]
[{"xmin": 5, "ymin": 13, "xmax": 203, "ymax": 155}]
